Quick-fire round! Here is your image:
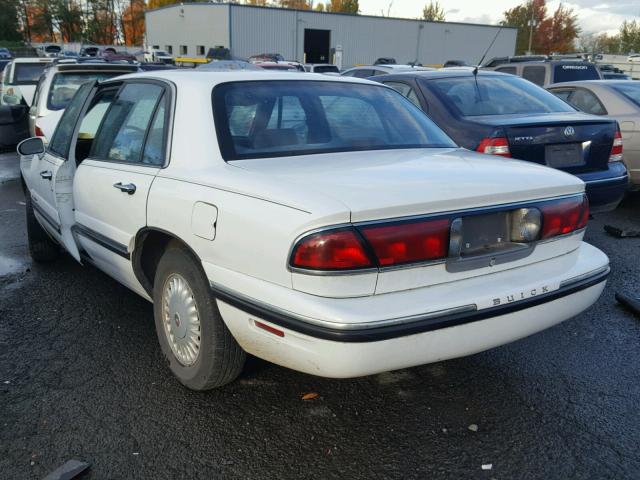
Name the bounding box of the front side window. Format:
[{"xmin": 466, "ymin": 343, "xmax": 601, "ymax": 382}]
[
  {"xmin": 48, "ymin": 81, "xmax": 94, "ymax": 158},
  {"xmin": 426, "ymin": 75, "xmax": 576, "ymax": 117},
  {"xmin": 91, "ymin": 83, "xmax": 165, "ymax": 164},
  {"xmin": 313, "ymin": 65, "xmax": 339, "ymax": 74},
  {"xmin": 611, "ymin": 83, "xmax": 640, "ymax": 108},
  {"xmin": 213, "ymin": 80, "xmax": 456, "ymax": 160},
  {"xmin": 47, "ymin": 72, "xmax": 122, "ymax": 111}
]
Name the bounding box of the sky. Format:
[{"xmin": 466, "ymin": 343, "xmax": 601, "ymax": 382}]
[{"xmin": 356, "ymin": 1, "xmax": 640, "ymax": 36}]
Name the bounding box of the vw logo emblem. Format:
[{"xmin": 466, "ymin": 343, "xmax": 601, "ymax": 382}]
[{"xmin": 564, "ymin": 126, "xmax": 575, "ymax": 137}]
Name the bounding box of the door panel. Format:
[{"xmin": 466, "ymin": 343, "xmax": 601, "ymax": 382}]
[{"xmin": 73, "ymin": 161, "xmax": 159, "ymax": 295}]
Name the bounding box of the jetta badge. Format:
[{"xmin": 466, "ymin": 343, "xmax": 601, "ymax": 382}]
[{"xmin": 564, "ymin": 126, "xmax": 575, "ymax": 137}]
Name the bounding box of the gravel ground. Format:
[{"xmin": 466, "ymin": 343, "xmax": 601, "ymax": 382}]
[{"xmin": 1, "ymin": 152, "xmax": 639, "ymax": 479}]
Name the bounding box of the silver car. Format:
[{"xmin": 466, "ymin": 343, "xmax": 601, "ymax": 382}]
[
  {"xmin": 547, "ymin": 80, "xmax": 640, "ymax": 189},
  {"xmin": 29, "ymin": 61, "xmax": 138, "ymax": 141}
]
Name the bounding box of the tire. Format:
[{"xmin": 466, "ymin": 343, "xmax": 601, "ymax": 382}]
[
  {"xmin": 25, "ymin": 191, "xmax": 59, "ymax": 263},
  {"xmin": 153, "ymin": 243, "xmax": 245, "ymax": 390}
]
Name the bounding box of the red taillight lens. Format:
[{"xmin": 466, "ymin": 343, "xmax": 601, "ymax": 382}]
[
  {"xmin": 540, "ymin": 194, "xmax": 589, "ymax": 239},
  {"xmin": 291, "ymin": 228, "xmax": 373, "ymax": 270},
  {"xmin": 609, "ymin": 129, "xmax": 623, "ymax": 162},
  {"xmin": 477, "ymin": 137, "xmax": 511, "ymax": 157},
  {"xmin": 35, "ymin": 124, "xmax": 44, "ymax": 137},
  {"xmin": 359, "ymin": 219, "xmax": 450, "ymax": 267}
]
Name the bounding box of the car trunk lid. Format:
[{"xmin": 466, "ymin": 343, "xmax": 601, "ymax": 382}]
[
  {"xmin": 233, "ymin": 147, "xmax": 584, "ymax": 223},
  {"xmin": 471, "ymin": 112, "xmax": 617, "ymax": 174}
]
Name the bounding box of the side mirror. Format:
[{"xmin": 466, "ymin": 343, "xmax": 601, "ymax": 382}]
[{"xmin": 17, "ymin": 137, "xmax": 45, "ymax": 157}]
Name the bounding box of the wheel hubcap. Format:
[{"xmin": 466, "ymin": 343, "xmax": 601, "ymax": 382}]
[{"xmin": 162, "ymin": 273, "xmax": 201, "ymax": 366}]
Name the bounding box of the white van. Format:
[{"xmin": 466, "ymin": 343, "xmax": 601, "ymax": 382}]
[{"xmin": 1, "ymin": 58, "xmax": 53, "ymax": 106}]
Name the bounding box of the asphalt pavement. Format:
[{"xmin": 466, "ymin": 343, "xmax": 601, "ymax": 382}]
[{"xmin": 1, "ymin": 151, "xmax": 639, "ymax": 479}]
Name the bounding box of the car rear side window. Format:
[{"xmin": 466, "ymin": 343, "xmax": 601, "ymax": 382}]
[
  {"xmin": 495, "ymin": 66, "xmax": 517, "ymax": 75},
  {"xmin": 553, "ymin": 64, "xmax": 600, "ymax": 83},
  {"xmin": 91, "ymin": 83, "xmax": 165, "ymax": 164},
  {"xmin": 214, "ymin": 80, "xmax": 455, "ymax": 160},
  {"xmin": 567, "ymin": 89, "xmax": 607, "ymax": 115},
  {"xmin": 426, "ymin": 75, "xmax": 575, "ymax": 117},
  {"xmin": 383, "ymin": 81, "xmax": 421, "ymax": 108},
  {"xmin": 522, "ymin": 66, "xmax": 546, "ymax": 86}
]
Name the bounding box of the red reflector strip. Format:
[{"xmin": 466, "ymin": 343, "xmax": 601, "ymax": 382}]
[
  {"xmin": 540, "ymin": 194, "xmax": 589, "ymax": 239},
  {"xmin": 359, "ymin": 219, "xmax": 450, "ymax": 266},
  {"xmin": 254, "ymin": 320, "xmax": 285, "ymax": 337},
  {"xmin": 291, "ymin": 229, "xmax": 373, "ymax": 270}
]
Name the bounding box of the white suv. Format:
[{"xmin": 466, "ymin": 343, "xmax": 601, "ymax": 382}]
[
  {"xmin": 18, "ymin": 71, "xmax": 608, "ymax": 390},
  {"xmin": 29, "ymin": 61, "xmax": 138, "ymax": 141}
]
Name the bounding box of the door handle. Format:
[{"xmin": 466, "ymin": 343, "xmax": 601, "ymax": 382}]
[
  {"xmin": 113, "ymin": 182, "xmax": 136, "ymax": 195},
  {"xmin": 40, "ymin": 170, "xmax": 52, "ymax": 180}
]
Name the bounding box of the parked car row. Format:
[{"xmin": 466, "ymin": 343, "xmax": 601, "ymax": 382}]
[{"xmin": 17, "ymin": 70, "xmax": 610, "ymax": 390}]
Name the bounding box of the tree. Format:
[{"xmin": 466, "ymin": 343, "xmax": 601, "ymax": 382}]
[
  {"xmin": 51, "ymin": 0, "xmax": 84, "ymax": 42},
  {"xmin": 422, "ymin": 1, "xmax": 445, "ymax": 22},
  {"xmin": 325, "ymin": 0, "xmax": 358, "ymax": 13},
  {"xmin": 536, "ymin": 3, "xmax": 579, "ymax": 54},
  {"xmin": 0, "ymin": 0, "xmax": 22, "ymax": 41},
  {"xmin": 122, "ymin": 0, "xmax": 145, "ymax": 46},
  {"xmin": 502, "ymin": 0, "xmax": 547, "ymax": 55},
  {"xmin": 620, "ymin": 20, "xmax": 640, "ymax": 54},
  {"xmin": 277, "ymin": 0, "xmax": 311, "ymax": 9},
  {"xmin": 315, "ymin": 3, "xmax": 325, "ymax": 11},
  {"xmin": 245, "ymin": 0, "xmax": 269, "ymax": 5}
]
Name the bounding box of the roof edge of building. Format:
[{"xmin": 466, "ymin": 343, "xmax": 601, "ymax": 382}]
[{"xmin": 144, "ymin": 2, "xmax": 517, "ymax": 31}]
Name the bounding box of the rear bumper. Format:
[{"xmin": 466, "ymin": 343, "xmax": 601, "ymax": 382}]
[
  {"xmin": 578, "ymin": 162, "xmax": 628, "ymax": 212},
  {"xmin": 212, "ymin": 242, "xmax": 609, "ymax": 377}
]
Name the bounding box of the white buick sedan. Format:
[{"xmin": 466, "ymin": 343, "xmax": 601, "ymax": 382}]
[{"xmin": 18, "ymin": 71, "xmax": 609, "ymax": 390}]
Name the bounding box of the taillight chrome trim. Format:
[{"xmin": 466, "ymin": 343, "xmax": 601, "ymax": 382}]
[{"xmin": 288, "ymin": 193, "xmax": 588, "ymax": 275}]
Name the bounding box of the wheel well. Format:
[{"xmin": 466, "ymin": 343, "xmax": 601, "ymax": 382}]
[{"xmin": 133, "ymin": 229, "xmax": 201, "ymax": 296}]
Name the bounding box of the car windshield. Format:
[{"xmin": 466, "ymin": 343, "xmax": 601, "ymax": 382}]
[
  {"xmin": 425, "ymin": 75, "xmax": 576, "ymax": 116},
  {"xmin": 553, "ymin": 64, "xmax": 600, "ymax": 82},
  {"xmin": 610, "ymin": 82, "xmax": 640, "ymax": 107},
  {"xmin": 47, "ymin": 72, "xmax": 122, "ymax": 110},
  {"xmin": 213, "ymin": 80, "xmax": 456, "ymax": 160},
  {"xmin": 14, "ymin": 63, "xmax": 48, "ymax": 84}
]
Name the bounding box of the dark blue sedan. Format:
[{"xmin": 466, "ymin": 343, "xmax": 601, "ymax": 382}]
[{"xmin": 373, "ymin": 70, "xmax": 628, "ymax": 212}]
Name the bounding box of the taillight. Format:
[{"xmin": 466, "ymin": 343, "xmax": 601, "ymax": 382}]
[
  {"xmin": 35, "ymin": 124, "xmax": 44, "ymax": 137},
  {"xmin": 290, "ymin": 228, "xmax": 373, "ymax": 271},
  {"xmin": 540, "ymin": 194, "xmax": 589, "ymax": 239},
  {"xmin": 359, "ymin": 219, "xmax": 449, "ymax": 266},
  {"xmin": 476, "ymin": 137, "xmax": 511, "ymax": 157},
  {"xmin": 609, "ymin": 128, "xmax": 623, "ymax": 162}
]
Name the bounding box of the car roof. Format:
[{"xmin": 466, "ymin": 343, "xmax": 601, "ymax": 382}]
[
  {"xmin": 112, "ymin": 70, "xmax": 379, "ymax": 86},
  {"xmin": 377, "ymin": 69, "xmax": 513, "ymax": 80},
  {"xmin": 546, "ymin": 80, "xmax": 635, "ymax": 88},
  {"xmin": 11, "ymin": 57, "xmax": 53, "ymax": 64}
]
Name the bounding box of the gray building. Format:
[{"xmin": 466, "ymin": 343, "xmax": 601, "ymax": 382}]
[{"xmin": 145, "ymin": 3, "xmax": 516, "ymax": 68}]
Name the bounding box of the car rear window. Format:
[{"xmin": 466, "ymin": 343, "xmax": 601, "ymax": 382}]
[
  {"xmin": 313, "ymin": 65, "xmax": 340, "ymax": 74},
  {"xmin": 213, "ymin": 80, "xmax": 456, "ymax": 160},
  {"xmin": 610, "ymin": 83, "xmax": 640, "ymax": 107},
  {"xmin": 47, "ymin": 72, "xmax": 122, "ymax": 110},
  {"xmin": 425, "ymin": 75, "xmax": 576, "ymax": 116},
  {"xmin": 14, "ymin": 63, "xmax": 47, "ymax": 84},
  {"xmin": 553, "ymin": 64, "xmax": 600, "ymax": 83}
]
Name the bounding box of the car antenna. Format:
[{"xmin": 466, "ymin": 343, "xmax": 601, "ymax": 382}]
[{"xmin": 473, "ymin": 25, "xmax": 503, "ymax": 76}]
